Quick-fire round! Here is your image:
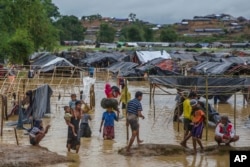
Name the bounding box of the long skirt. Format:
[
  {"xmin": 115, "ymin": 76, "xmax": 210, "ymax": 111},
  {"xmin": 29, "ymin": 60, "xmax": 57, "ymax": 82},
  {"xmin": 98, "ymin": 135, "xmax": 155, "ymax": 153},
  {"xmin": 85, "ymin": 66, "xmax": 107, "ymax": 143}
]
[{"xmin": 103, "ymin": 126, "xmax": 114, "ymax": 139}]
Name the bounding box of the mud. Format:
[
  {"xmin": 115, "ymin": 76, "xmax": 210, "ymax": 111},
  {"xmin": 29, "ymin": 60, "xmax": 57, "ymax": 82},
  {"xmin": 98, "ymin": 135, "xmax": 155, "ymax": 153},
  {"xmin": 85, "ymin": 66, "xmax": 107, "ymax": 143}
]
[
  {"xmin": 0, "ymin": 144, "xmax": 73, "ymax": 167},
  {"xmin": 118, "ymin": 144, "xmax": 250, "ymax": 156}
]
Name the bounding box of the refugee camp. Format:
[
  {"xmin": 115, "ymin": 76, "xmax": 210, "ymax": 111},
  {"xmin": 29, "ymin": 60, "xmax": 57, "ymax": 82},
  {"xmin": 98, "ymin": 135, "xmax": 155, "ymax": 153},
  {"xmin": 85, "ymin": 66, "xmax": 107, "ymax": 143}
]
[{"xmin": 1, "ymin": 0, "xmax": 250, "ymax": 167}]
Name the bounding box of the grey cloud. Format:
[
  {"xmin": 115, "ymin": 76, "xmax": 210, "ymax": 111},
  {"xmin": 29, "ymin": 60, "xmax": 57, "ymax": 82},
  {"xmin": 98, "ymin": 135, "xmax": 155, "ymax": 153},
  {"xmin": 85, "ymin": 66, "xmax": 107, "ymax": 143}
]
[{"xmin": 52, "ymin": 0, "xmax": 250, "ymax": 24}]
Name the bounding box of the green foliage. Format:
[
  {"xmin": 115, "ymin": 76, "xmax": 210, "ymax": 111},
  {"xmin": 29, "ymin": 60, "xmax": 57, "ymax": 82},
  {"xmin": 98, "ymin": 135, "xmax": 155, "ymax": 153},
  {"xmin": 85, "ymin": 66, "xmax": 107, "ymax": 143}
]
[
  {"xmin": 41, "ymin": 0, "xmax": 60, "ymax": 19},
  {"xmin": 0, "ymin": 0, "xmax": 59, "ymax": 59},
  {"xmin": 120, "ymin": 25, "xmax": 144, "ymax": 42},
  {"xmin": 143, "ymin": 27, "xmax": 154, "ymax": 42},
  {"xmin": 97, "ymin": 23, "xmax": 116, "ymax": 43},
  {"xmin": 160, "ymin": 27, "xmax": 178, "ymax": 42},
  {"xmin": 6, "ymin": 29, "xmax": 34, "ymax": 64},
  {"xmin": 81, "ymin": 14, "xmax": 102, "ymax": 22},
  {"xmin": 54, "ymin": 15, "xmax": 86, "ymax": 42}
]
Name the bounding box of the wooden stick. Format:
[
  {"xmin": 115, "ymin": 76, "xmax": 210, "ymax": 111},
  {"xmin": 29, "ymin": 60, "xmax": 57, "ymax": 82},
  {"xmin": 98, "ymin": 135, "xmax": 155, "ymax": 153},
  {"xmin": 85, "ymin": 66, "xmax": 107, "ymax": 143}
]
[
  {"xmin": 125, "ymin": 79, "xmax": 129, "ymax": 143},
  {"xmin": 1, "ymin": 96, "xmax": 4, "ymax": 136},
  {"xmin": 14, "ymin": 127, "xmax": 19, "ymax": 145}
]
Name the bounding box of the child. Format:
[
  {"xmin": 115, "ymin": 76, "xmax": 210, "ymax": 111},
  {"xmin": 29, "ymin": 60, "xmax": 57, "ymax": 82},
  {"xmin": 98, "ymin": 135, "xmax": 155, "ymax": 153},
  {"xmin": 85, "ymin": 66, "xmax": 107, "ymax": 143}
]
[
  {"xmin": 190, "ymin": 99, "xmax": 205, "ymax": 153},
  {"xmin": 69, "ymin": 94, "xmax": 77, "ymax": 110},
  {"xmin": 64, "ymin": 106, "xmax": 77, "ymax": 136},
  {"xmin": 99, "ymin": 107, "xmax": 118, "ymax": 140},
  {"xmin": 119, "ymin": 85, "xmax": 131, "ymax": 117},
  {"xmin": 29, "ymin": 119, "xmax": 50, "ymax": 146},
  {"xmin": 79, "ymin": 104, "xmax": 92, "ymax": 138}
]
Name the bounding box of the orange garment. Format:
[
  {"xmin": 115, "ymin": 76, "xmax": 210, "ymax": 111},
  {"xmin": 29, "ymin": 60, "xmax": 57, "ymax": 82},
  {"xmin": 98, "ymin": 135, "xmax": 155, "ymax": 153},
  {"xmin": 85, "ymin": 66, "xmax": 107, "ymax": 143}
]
[{"xmin": 192, "ymin": 109, "xmax": 204, "ymax": 124}]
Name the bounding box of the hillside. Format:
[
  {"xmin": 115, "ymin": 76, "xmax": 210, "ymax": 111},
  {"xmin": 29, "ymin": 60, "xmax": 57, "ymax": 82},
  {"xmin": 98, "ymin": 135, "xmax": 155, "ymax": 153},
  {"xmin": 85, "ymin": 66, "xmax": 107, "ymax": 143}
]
[{"xmin": 81, "ymin": 13, "xmax": 250, "ymax": 42}]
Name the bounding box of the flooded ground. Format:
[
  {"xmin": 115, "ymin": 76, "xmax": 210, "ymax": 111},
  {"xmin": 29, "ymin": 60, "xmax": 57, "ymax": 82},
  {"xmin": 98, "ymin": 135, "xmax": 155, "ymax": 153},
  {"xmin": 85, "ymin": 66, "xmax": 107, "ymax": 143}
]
[{"xmin": 1, "ymin": 79, "xmax": 250, "ymax": 167}]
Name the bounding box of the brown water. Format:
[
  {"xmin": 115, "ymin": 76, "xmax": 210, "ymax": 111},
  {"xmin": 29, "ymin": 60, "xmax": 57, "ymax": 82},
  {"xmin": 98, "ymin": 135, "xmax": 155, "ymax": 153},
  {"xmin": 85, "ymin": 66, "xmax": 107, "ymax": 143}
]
[{"xmin": 1, "ymin": 80, "xmax": 250, "ymax": 167}]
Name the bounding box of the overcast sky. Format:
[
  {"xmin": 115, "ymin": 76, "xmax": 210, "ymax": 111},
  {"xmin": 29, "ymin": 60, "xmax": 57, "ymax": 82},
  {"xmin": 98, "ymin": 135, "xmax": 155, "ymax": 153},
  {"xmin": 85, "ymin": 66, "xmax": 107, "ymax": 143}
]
[{"xmin": 52, "ymin": 0, "xmax": 250, "ymax": 24}]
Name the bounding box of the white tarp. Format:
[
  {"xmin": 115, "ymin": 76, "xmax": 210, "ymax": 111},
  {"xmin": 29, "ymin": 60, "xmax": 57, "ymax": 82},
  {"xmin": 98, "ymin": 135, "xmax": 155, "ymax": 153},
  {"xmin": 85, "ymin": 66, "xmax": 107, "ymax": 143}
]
[
  {"xmin": 136, "ymin": 50, "xmax": 171, "ymax": 64},
  {"xmin": 82, "ymin": 77, "xmax": 96, "ymax": 102}
]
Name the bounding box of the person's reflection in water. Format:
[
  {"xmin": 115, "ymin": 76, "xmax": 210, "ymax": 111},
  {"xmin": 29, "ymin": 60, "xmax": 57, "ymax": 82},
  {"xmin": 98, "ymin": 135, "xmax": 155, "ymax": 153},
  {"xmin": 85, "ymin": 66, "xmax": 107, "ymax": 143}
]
[
  {"xmin": 67, "ymin": 152, "xmax": 80, "ymax": 167},
  {"xmin": 190, "ymin": 155, "xmax": 204, "ymax": 167},
  {"xmin": 102, "ymin": 140, "xmax": 115, "ymax": 153}
]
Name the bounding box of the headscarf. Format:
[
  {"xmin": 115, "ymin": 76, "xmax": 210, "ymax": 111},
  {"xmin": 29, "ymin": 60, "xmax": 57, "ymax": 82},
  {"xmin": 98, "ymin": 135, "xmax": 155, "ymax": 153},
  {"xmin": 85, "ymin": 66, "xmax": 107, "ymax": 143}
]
[{"xmin": 105, "ymin": 83, "xmax": 112, "ymax": 98}]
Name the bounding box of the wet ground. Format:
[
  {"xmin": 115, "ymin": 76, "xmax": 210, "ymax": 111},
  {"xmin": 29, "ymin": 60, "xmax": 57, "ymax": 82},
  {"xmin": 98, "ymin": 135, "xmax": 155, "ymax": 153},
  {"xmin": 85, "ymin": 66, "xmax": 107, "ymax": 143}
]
[{"xmin": 1, "ymin": 79, "xmax": 250, "ymax": 167}]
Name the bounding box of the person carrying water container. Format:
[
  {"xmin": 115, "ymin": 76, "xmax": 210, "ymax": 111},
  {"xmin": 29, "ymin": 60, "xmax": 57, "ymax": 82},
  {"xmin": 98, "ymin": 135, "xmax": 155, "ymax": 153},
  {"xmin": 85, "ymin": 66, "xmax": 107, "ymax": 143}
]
[
  {"xmin": 99, "ymin": 107, "xmax": 118, "ymax": 140},
  {"xmin": 214, "ymin": 115, "xmax": 239, "ymax": 146}
]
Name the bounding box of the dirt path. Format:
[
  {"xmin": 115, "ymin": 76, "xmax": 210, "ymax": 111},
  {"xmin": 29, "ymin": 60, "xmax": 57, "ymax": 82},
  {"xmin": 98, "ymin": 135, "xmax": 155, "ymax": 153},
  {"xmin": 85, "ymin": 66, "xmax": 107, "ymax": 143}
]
[{"xmin": 0, "ymin": 144, "xmax": 73, "ymax": 167}]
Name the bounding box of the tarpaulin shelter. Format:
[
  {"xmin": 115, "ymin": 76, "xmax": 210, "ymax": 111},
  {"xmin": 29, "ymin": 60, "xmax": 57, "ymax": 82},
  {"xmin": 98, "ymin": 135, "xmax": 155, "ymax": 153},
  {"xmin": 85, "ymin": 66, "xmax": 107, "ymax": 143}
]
[
  {"xmin": 30, "ymin": 53, "xmax": 74, "ymax": 72},
  {"xmin": 107, "ymin": 61, "xmax": 138, "ymax": 74},
  {"xmin": 190, "ymin": 61, "xmax": 237, "ymax": 75},
  {"xmin": 80, "ymin": 51, "xmax": 129, "ymax": 67},
  {"xmin": 133, "ymin": 50, "xmax": 171, "ymax": 64},
  {"xmin": 149, "ymin": 76, "xmax": 245, "ymax": 101}
]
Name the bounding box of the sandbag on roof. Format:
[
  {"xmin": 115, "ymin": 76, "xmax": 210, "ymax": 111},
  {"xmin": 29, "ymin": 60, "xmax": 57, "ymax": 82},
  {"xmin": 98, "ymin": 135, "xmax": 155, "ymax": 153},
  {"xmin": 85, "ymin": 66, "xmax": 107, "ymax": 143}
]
[{"xmin": 107, "ymin": 61, "xmax": 138, "ymax": 73}]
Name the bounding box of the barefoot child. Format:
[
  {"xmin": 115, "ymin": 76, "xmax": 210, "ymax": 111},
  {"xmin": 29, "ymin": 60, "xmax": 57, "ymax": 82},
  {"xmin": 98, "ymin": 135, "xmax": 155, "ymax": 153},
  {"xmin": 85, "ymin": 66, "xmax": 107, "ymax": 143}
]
[
  {"xmin": 99, "ymin": 107, "xmax": 118, "ymax": 140},
  {"xmin": 29, "ymin": 119, "xmax": 50, "ymax": 146},
  {"xmin": 64, "ymin": 106, "xmax": 77, "ymax": 136}
]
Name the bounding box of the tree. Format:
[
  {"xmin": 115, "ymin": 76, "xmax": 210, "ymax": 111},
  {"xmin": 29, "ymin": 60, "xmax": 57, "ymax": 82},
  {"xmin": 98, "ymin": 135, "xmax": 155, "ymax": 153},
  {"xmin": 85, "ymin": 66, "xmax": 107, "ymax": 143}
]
[
  {"xmin": 41, "ymin": 0, "xmax": 61, "ymax": 20},
  {"xmin": 97, "ymin": 23, "xmax": 116, "ymax": 43},
  {"xmin": 1, "ymin": 0, "xmax": 59, "ymax": 51},
  {"xmin": 54, "ymin": 15, "xmax": 86, "ymax": 42},
  {"xmin": 120, "ymin": 25, "xmax": 143, "ymax": 42},
  {"xmin": 129, "ymin": 13, "xmax": 136, "ymax": 22},
  {"xmin": 6, "ymin": 29, "xmax": 34, "ymax": 64},
  {"xmin": 143, "ymin": 27, "xmax": 154, "ymax": 42},
  {"xmin": 160, "ymin": 27, "xmax": 178, "ymax": 42}
]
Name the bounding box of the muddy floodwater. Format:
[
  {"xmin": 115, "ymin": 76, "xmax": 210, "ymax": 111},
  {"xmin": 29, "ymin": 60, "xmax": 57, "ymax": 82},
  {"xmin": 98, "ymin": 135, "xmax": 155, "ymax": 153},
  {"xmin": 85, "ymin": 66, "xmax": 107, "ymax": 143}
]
[{"xmin": 1, "ymin": 79, "xmax": 250, "ymax": 167}]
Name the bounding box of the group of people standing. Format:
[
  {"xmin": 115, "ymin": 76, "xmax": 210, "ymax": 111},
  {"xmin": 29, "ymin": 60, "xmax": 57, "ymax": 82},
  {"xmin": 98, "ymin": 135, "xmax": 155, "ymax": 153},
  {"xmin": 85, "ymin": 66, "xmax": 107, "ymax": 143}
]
[
  {"xmin": 178, "ymin": 90, "xmax": 239, "ymax": 153},
  {"xmin": 103, "ymin": 82, "xmax": 145, "ymax": 153}
]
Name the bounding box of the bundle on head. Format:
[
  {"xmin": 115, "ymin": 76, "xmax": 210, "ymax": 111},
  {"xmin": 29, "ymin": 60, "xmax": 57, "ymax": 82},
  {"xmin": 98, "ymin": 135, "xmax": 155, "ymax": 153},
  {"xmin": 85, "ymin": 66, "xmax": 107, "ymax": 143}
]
[{"xmin": 101, "ymin": 98, "xmax": 118, "ymax": 109}]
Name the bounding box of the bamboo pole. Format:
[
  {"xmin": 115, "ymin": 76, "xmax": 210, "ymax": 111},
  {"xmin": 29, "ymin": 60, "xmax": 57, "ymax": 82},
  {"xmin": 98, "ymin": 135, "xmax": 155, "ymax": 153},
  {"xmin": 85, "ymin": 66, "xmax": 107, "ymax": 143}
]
[
  {"xmin": 205, "ymin": 76, "xmax": 209, "ymax": 141},
  {"xmin": 234, "ymin": 93, "xmax": 236, "ymax": 133},
  {"xmin": 125, "ymin": 79, "xmax": 129, "ymax": 143},
  {"xmin": 149, "ymin": 83, "xmax": 152, "ymax": 107},
  {"xmin": 1, "ymin": 96, "xmax": 4, "ymax": 136},
  {"xmin": 153, "ymin": 84, "xmax": 156, "ymax": 120},
  {"xmin": 14, "ymin": 127, "xmax": 19, "ymax": 145},
  {"xmin": 4, "ymin": 96, "xmax": 8, "ymax": 120}
]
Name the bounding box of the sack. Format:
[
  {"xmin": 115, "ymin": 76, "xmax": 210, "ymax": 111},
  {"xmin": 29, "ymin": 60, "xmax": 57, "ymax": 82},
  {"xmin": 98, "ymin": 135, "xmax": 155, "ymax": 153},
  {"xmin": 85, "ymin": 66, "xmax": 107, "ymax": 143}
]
[{"xmin": 101, "ymin": 98, "xmax": 118, "ymax": 109}]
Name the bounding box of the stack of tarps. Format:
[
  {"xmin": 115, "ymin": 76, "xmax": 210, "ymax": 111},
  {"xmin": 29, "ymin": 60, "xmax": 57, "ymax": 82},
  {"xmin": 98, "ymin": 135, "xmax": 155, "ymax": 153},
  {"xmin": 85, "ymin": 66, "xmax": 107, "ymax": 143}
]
[
  {"xmin": 149, "ymin": 76, "xmax": 245, "ymax": 102},
  {"xmin": 80, "ymin": 51, "xmax": 129, "ymax": 67},
  {"xmin": 7, "ymin": 84, "xmax": 53, "ymax": 129},
  {"xmin": 30, "ymin": 52, "xmax": 74, "ymax": 72}
]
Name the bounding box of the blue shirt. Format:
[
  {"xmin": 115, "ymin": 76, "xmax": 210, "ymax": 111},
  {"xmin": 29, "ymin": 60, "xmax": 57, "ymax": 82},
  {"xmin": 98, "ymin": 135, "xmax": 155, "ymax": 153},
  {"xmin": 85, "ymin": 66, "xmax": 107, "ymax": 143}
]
[
  {"xmin": 69, "ymin": 100, "xmax": 77, "ymax": 109},
  {"xmin": 127, "ymin": 98, "xmax": 142, "ymax": 116},
  {"xmin": 102, "ymin": 111, "xmax": 117, "ymax": 127}
]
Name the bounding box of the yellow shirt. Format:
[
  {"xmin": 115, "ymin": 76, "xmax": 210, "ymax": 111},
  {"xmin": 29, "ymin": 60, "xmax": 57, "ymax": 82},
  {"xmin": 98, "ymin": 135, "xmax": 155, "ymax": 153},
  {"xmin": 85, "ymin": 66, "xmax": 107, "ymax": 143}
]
[
  {"xmin": 120, "ymin": 88, "xmax": 131, "ymax": 104},
  {"xmin": 183, "ymin": 99, "xmax": 192, "ymax": 120}
]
